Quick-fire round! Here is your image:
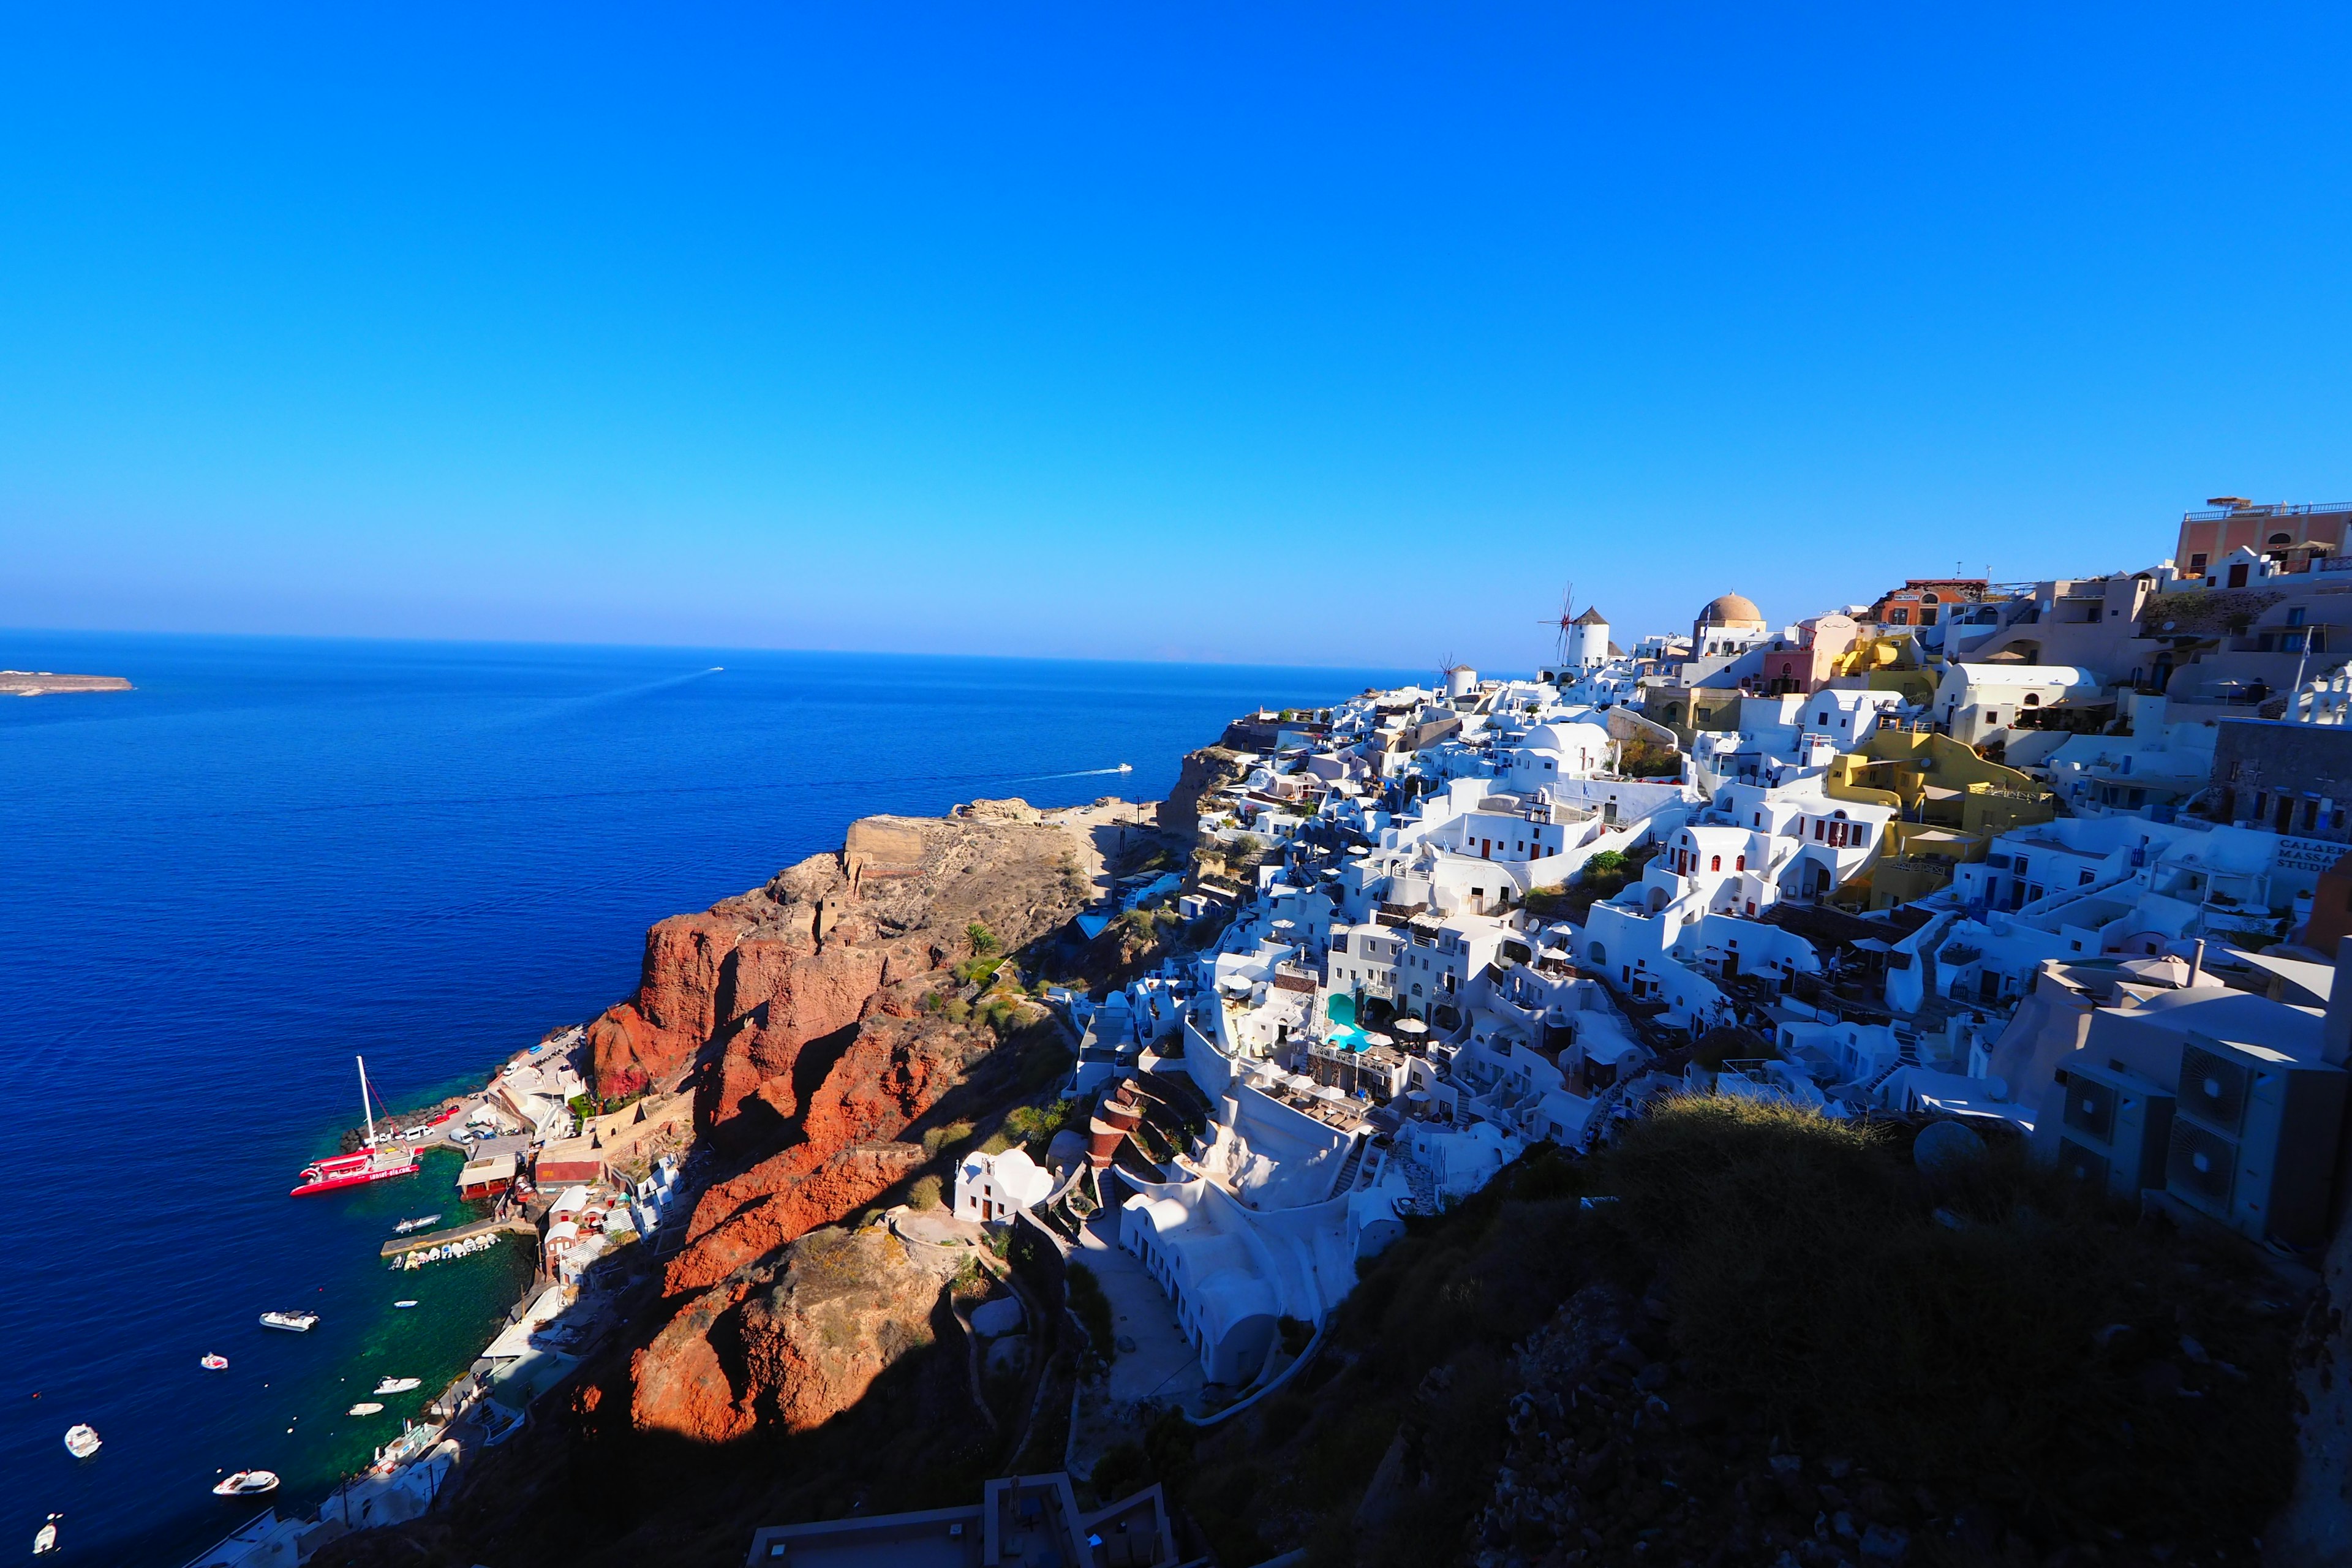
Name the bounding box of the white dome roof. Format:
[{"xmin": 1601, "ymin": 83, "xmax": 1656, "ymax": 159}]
[{"xmin": 1523, "ymin": 720, "xmax": 1609, "ymax": 752}]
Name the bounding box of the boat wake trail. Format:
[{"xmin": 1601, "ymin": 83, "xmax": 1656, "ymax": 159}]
[
  {"xmin": 488, "ymin": 666, "xmax": 726, "ymax": 729},
  {"xmin": 1009, "ymin": 764, "xmax": 1136, "ymax": 782}
]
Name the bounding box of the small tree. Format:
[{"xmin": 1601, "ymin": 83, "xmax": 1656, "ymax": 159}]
[{"xmin": 966, "ymin": 921, "xmax": 1001, "ymax": 957}]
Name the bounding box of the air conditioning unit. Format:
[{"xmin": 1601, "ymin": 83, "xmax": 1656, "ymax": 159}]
[
  {"xmin": 2043, "ymin": 1058, "xmax": 2173, "ymax": 1200},
  {"xmin": 2052, "ymin": 1136, "xmax": 2112, "ymax": 1192},
  {"xmin": 2162, "ymin": 1032, "xmax": 2350, "ymax": 1248}
]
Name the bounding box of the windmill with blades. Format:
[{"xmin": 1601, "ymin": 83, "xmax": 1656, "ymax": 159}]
[
  {"xmin": 1537, "ymin": 583, "xmax": 1611, "ymax": 679},
  {"xmin": 1436, "ymin": 651, "xmax": 1478, "ymax": 703}
]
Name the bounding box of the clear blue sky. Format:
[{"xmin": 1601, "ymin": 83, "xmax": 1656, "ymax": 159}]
[{"xmin": 4, "ymin": 4, "xmax": 2350, "ymax": 669}]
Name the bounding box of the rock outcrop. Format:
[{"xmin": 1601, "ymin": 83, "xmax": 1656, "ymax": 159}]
[
  {"xmin": 584, "ymin": 805, "xmax": 1085, "ymax": 1131},
  {"xmin": 664, "ymin": 1014, "xmax": 986, "ymax": 1295},
  {"xmin": 632, "ymin": 1224, "xmax": 962, "ymax": 1442},
  {"xmin": 1158, "ymin": 745, "xmax": 1253, "ymax": 834},
  {"xmin": 569, "ymin": 801, "xmax": 1091, "ymax": 1442}
]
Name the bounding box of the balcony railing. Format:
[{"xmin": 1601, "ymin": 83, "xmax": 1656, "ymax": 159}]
[{"xmin": 2182, "ymin": 500, "xmax": 2352, "ymax": 522}]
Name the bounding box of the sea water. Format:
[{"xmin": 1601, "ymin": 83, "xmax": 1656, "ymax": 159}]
[{"xmin": 0, "ymin": 631, "xmax": 1406, "ymax": 1563}]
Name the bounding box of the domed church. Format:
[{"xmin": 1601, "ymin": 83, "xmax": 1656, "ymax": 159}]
[{"xmin": 1692, "ymin": 592, "xmax": 1768, "ymax": 658}]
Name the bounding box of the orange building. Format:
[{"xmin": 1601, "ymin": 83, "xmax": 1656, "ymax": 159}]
[
  {"xmin": 2174, "ymin": 498, "xmax": 2352, "ymax": 579},
  {"xmin": 1862, "ymin": 578, "xmax": 1989, "ymax": 629}
]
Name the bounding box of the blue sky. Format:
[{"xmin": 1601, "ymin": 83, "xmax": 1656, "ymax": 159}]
[{"xmin": 4, "ymin": 4, "xmax": 2350, "ymax": 669}]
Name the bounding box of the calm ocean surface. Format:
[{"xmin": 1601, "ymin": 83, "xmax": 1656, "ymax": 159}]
[{"xmin": 0, "ymin": 631, "xmax": 1406, "ymax": 1564}]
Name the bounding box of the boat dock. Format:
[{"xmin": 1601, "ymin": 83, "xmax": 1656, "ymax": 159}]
[{"xmin": 380, "ymin": 1214, "xmax": 537, "ymax": 1260}]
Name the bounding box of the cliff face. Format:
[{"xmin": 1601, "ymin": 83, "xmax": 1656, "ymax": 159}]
[
  {"xmin": 571, "ymin": 804, "xmax": 1087, "ymax": 1442},
  {"xmin": 631, "ymin": 1224, "xmax": 959, "ymax": 1443},
  {"xmin": 664, "ymin": 1013, "xmax": 987, "ymax": 1296},
  {"xmin": 1156, "ymin": 745, "xmax": 1252, "ymax": 834},
  {"xmin": 584, "ymin": 808, "xmax": 1082, "ymax": 1125}
]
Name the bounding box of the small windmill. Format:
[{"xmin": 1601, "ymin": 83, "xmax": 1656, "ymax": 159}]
[{"xmin": 1537, "ymin": 582, "xmax": 1577, "ymax": 668}]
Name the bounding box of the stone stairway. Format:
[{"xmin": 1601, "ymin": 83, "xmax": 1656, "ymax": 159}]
[{"xmin": 1328, "ymin": 1134, "xmax": 1370, "ymax": 1199}]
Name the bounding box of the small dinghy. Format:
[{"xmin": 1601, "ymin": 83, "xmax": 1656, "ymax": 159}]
[
  {"xmin": 212, "ymin": 1471, "xmax": 279, "ymax": 1498},
  {"xmin": 200, "ymin": 1353, "xmax": 229, "ymax": 1371},
  {"xmin": 259, "ymin": 1310, "xmax": 318, "ymax": 1332},
  {"xmin": 62, "ymin": 1425, "xmax": 100, "ymax": 1460},
  {"xmin": 33, "ymin": 1515, "xmax": 59, "ymax": 1555},
  {"xmin": 392, "ymin": 1214, "xmax": 442, "ymax": 1235},
  {"xmin": 372, "ymin": 1376, "xmax": 421, "ymax": 1395},
  {"xmin": 346, "ymin": 1401, "xmax": 385, "ymax": 1416},
  {"xmin": 391, "ymin": 1300, "xmax": 419, "ymax": 1310}
]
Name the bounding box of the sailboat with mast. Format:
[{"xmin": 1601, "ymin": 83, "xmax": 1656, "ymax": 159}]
[{"xmin": 289, "ymin": 1055, "xmax": 419, "ymax": 1197}]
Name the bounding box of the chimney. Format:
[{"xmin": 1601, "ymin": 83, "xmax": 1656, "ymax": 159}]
[
  {"xmin": 2187, "ymin": 938, "xmax": 2206, "ymax": 989},
  {"xmin": 2326, "ymin": 937, "xmax": 2352, "ymax": 1068}
]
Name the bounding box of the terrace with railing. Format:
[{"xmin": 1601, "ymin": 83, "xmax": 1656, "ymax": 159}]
[{"xmin": 2182, "ymin": 500, "xmax": 2352, "ymax": 522}]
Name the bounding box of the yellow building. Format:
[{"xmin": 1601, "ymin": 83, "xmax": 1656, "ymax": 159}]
[{"xmin": 1823, "ymin": 731, "xmax": 2056, "ymax": 829}]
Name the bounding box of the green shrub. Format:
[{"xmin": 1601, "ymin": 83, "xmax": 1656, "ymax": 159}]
[
  {"xmin": 921, "ymin": 1121, "xmax": 976, "ymax": 1158},
  {"xmin": 908, "ymin": 1174, "xmax": 943, "ymax": 1211},
  {"xmin": 966, "ymin": 921, "xmax": 1000, "ymax": 957}
]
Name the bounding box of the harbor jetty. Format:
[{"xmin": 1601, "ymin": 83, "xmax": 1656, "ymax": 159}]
[{"xmin": 378, "ymin": 1213, "xmax": 536, "ymax": 1262}]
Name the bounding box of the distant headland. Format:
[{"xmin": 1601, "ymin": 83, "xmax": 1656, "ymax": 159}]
[{"xmin": 0, "ymin": 669, "xmax": 133, "ymax": 696}]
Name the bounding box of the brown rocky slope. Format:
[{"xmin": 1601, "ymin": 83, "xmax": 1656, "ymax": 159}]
[
  {"xmin": 594, "ymin": 805, "xmax": 1090, "ymax": 1427},
  {"xmin": 309, "ymin": 802, "xmax": 1106, "ymax": 1567}
]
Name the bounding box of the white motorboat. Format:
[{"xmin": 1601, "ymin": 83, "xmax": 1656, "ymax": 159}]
[
  {"xmin": 33, "ymin": 1515, "xmax": 58, "ymax": 1555},
  {"xmin": 211, "ymin": 1470, "xmax": 279, "ymax": 1497},
  {"xmin": 372, "ymin": 1376, "xmax": 421, "ymax": 1395},
  {"xmin": 347, "ymin": 1401, "xmax": 385, "ymax": 1416},
  {"xmin": 391, "ymin": 1300, "xmax": 419, "ymax": 1310},
  {"xmin": 200, "ymin": 1353, "xmax": 229, "ymax": 1371},
  {"xmin": 258, "ymin": 1310, "xmax": 319, "ymax": 1332},
  {"xmin": 62, "ymin": 1425, "xmax": 100, "ymax": 1460},
  {"xmin": 392, "ymin": 1214, "xmax": 442, "ymax": 1235}
]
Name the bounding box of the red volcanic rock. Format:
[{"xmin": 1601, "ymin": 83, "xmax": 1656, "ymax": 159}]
[
  {"xmin": 698, "ymin": 938, "xmax": 888, "ymax": 1140},
  {"xmin": 666, "ymin": 1016, "xmax": 979, "ymax": 1295},
  {"xmin": 641, "ymin": 913, "xmax": 743, "ymax": 1040},
  {"xmin": 628, "ymin": 1275, "xmax": 761, "ymax": 1444},
  {"xmin": 631, "ymin": 1225, "xmax": 959, "ymax": 1442},
  {"xmin": 589, "ymin": 913, "xmax": 753, "ymax": 1098},
  {"xmin": 586, "ymin": 1003, "xmax": 665, "ymax": 1101},
  {"xmin": 588, "ymin": 809, "xmax": 1088, "ymax": 1118},
  {"xmin": 570, "ymin": 806, "xmax": 1098, "ymax": 1446}
]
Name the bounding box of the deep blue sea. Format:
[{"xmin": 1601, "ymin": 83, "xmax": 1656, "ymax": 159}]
[{"xmin": 0, "ymin": 631, "xmax": 1404, "ymax": 1565}]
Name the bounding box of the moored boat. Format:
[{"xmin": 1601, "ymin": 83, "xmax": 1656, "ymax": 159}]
[
  {"xmin": 62, "ymin": 1425, "xmax": 100, "ymax": 1460},
  {"xmin": 290, "ymin": 1057, "xmax": 420, "ymax": 1197},
  {"xmin": 200, "ymin": 1352, "xmax": 229, "ymax": 1371},
  {"xmin": 33, "ymin": 1515, "xmax": 59, "ymax": 1555},
  {"xmin": 258, "ymin": 1310, "xmax": 319, "ymax": 1332},
  {"xmin": 391, "ymin": 1213, "xmax": 442, "ymax": 1234},
  {"xmin": 211, "ymin": 1471, "xmax": 279, "ymax": 1497},
  {"xmin": 391, "ymin": 1300, "xmax": 419, "ymax": 1309},
  {"xmin": 347, "ymin": 1401, "xmax": 385, "ymax": 1416},
  {"xmin": 372, "ymin": 1376, "xmax": 421, "ymax": 1395}
]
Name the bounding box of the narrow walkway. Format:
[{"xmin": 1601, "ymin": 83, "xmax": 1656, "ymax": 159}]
[
  {"xmin": 1076, "ymin": 1207, "xmax": 1200, "ymax": 1407},
  {"xmin": 1065, "ymin": 1204, "xmax": 1205, "ymax": 1480}
]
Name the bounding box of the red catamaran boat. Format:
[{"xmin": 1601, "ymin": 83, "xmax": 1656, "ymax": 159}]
[{"xmin": 290, "ymin": 1055, "xmax": 419, "ymax": 1197}]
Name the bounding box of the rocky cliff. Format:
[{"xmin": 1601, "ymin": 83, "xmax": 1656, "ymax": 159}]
[
  {"xmin": 1156, "ymin": 745, "xmax": 1252, "ymax": 834},
  {"xmin": 631, "ymin": 1224, "xmax": 962, "ymax": 1444},
  {"xmin": 584, "ymin": 807, "xmax": 1083, "ymax": 1121},
  {"xmin": 575, "ymin": 804, "xmax": 1087, "ymax": 1445}
]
